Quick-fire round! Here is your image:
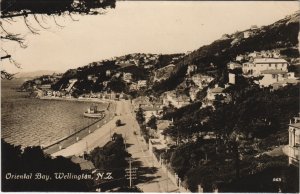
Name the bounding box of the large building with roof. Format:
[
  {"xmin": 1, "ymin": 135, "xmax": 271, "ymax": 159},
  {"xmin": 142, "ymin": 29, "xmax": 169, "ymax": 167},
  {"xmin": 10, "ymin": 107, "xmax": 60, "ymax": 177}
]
[
  {"xmin": 142, "ymin": 106, "xmax": 163, "ymax": 122},
  {"xmin": 206, "ymin": 86, "xmax": 226, "ymax": 101},
  {"xmin": 259, "ymin": 70, "xmax": 297, "ymax": 87},
  {"xmin": 242, "ymin": 58, "xmax": 289, "ymax": 76}
]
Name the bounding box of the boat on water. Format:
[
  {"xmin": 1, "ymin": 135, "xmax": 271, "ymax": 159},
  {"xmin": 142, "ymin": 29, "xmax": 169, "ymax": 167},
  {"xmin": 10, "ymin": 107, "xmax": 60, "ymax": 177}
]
[{"xmin": 83, "ymin": 105, "xmax": 105, "ymax": 118}]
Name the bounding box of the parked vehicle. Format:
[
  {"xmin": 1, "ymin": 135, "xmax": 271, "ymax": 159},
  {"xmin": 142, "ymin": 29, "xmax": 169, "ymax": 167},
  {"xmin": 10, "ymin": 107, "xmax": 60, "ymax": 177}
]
[{"xmin": 116, "ymin": 119, "xmax": 122, "ymax": 127}]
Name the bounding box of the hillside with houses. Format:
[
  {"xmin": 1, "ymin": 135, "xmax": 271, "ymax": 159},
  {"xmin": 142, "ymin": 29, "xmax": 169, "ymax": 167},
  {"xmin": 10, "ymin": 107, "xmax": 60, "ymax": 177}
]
[
  {"xmin": 21, "ymin": 11, "xmax": 299, "ymax": 101},
  {"xmin": 19, "ymin": 11, "xmax": 300, "ymax": 192}
]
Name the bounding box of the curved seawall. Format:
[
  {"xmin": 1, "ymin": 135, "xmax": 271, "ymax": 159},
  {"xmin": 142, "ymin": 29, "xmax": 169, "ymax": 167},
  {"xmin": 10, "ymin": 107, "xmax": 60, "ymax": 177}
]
[{"xmin": 43, "ymin": 102, "xmax": 116, "ymax": 154}]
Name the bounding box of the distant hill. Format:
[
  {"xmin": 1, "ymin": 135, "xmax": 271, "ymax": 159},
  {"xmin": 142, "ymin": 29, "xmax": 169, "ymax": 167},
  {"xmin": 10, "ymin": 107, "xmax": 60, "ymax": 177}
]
[{"xmin": 14, "ymin": 70, "xmax": 59, "ymax": 79}]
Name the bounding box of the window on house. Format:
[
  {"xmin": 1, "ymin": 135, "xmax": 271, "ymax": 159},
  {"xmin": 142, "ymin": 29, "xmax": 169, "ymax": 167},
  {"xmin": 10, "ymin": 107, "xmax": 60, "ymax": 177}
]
[
  {"xmin": 295, "ymin": 135, "xmax": 300, "ymax": 146},
  {"xmin": 269, "ymin": 64, "xmax": 271, "ymax": 67},
  {"xmin": 272, "ymin": 74, "xmax": 276, "ymax": 79}
]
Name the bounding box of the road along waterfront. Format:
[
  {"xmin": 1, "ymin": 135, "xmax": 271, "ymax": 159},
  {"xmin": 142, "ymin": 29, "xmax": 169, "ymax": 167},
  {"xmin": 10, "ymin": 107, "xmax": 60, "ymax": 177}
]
[
  {"xmin": 42, "ymin": 98, "xmax": 117, "ymax": 155},
  {"xmin": 51, "ymin": 100, "xmax": 179, "ymax": 192}
]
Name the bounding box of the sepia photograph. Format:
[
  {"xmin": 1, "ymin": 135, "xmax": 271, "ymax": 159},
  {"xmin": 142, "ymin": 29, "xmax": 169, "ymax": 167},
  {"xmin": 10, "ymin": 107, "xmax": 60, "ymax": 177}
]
[{"xmin": 1, "ymin": 0, "xmax": 299, "ymax": 192}]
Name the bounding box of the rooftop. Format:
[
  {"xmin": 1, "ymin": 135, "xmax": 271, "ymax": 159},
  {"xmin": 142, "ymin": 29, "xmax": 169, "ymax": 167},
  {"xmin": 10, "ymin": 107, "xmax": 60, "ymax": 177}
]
[
  {"xmin": 261, "ymin": 69, "xmax": 287, "ymax": 74},
  {"xmin": 157, "ymin": 120, "xmax": 172, "ymax": 131},
  {"xmin": 289, "ymin": 122, "xmax": 300, "ymax": 129},
  {"xmin": 192, "ymin": 74, "xmax": 213, "ymax": 79},
  {"xmin": 210, "ymin": 87, "xmax": 225, "ymax": 93},
  {"xmin": 275, "ymin": 79, "xmax": 300, "ymax": 84},
  {"xmin": 142, "ymin": 106, "xmax": 162, "ymax": 112},
  {"xmin": 253, "ymin": 58, "xmax": 288, "ymax": 64},
  {"xmin": 228, "ymin": 62, "xmax": 242, "ymax": 67}
]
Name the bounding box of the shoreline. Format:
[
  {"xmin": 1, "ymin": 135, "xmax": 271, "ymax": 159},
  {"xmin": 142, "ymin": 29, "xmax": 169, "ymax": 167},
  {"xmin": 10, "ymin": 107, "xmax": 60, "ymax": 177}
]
[
  {"xmin": 35, "ymin": 97, "xmax": 118, "ymax": 154},
  {"xmin": 39, "ymin": 96, "xmax": 116, "ymax": 104},
  {"xmin": 41, "ymin": 116, "xmax": 105, "ymax": 150},
  {"xmin": 43, "ymin": 101, "xmax": 117, "ymax": 154}
]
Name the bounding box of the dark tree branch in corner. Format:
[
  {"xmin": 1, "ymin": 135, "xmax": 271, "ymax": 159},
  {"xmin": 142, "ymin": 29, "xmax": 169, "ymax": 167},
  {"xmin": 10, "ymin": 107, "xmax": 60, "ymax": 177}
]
[
  {"xmin": 0, "ymin": 0, "xmax": 116, "ymax": 79},
  {"xmin": 0, "ymin": 0, "xmax": 116, "ymax": 19}
]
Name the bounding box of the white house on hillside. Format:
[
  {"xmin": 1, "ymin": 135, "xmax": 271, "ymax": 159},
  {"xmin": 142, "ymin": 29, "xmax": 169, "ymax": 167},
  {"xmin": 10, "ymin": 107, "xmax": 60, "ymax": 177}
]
[
  {"xmin": 189, "ymin": 86, "xmax": 200, "ymax": 101},
  {"xmin": 187, "ymin": 64, "xmax": 197, "ymax": 75},
  {"xmin": 259, "ymin": 70, "xmax": 297, "ymax": 87},
  {"xmin": 129, "ymin": 82, "xmax": 138, "ymax": 91},
  {"xmin": 123, "ymin": 72, "xmax": 133, "ymax": 83},
  {"xmin": 142, "ymin": 106, "xmax": 163, "ymax": 122},
  {"xmin": 242, "ymin": 58, "xmax": 289, "ymax": 76},
  {"xmin": 133, "ymin": 96, "xmax": 151, "ymax": 110},
  {"xmin": 227, "ymin": 62, "xmax": 242, "ymax": 70},
  {"xmin": 235, "ymin": 55, "xmax": 245, "ymax": 62},
  {"xmin": 271, "ymin": 79, "xmax": 300, "ymax": 90},
  {"xmin": 137, "ymin": 80, "xmax": 147, "ymax": 89},
  {"xmin": 206, "ymin": 86, "xmax": 226, "ymax": 101},
  {"xmin": 162, "ymin": 91, "xmax": 190, "ymax": 108},
  {"xmin": 228, "ymin": 73, "xmax": 236, "ymax": 84}
]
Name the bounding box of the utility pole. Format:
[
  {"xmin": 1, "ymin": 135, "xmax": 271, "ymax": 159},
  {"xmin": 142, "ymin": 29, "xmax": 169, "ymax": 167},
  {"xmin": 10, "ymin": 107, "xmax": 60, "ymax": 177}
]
[
  {"xmin": 129, "ymin": 159, "xmax": 132, "ymax": 188},
  {"xmin": 125, "ymin": 158, "xmax": 137, "ymax": 188},
  {"xmin": 124, "ymin": 133, "xmax": 127, "ymax": 151},
  {"xmin": 86, "ymin": 141, "xmax": 88, "ymax": 152},
  {"xmin": 166, "ymin": 168, "xmax": 169, "ymax": 192},
  {"xmin": 124, "ymin": 139, "xmax": 127, "ymax": 151}
]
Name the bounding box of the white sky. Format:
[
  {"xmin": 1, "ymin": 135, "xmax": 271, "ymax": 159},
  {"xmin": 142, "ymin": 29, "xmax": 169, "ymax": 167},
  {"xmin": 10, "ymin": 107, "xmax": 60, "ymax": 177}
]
[{"xmin": 1, "ymin": 1, "xmax": 299, "ymax": 73}]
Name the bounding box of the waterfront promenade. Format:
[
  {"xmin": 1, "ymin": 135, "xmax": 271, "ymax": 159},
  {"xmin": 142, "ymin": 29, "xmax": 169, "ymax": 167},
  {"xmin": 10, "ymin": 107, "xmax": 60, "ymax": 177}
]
[
  {"xmin": 42, "ymin": 97, "xmax": 116, "ymax": 155},
  {"xmin": 51, "ymin": 100, "xmax": 179, "ymax": 192}
]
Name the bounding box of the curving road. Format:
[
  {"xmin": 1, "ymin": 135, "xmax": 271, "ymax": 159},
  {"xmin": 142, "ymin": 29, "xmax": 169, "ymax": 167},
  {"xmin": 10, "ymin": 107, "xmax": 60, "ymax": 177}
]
[{"xmin": 52, "ymin": 100, "xmax": 178, "ymax": 192}]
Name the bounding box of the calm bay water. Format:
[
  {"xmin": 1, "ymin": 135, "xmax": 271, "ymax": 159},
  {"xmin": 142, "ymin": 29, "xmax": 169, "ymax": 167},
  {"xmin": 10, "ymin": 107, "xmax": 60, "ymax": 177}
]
[{"xmin": 1, "ymin": 79, "xmax": 106, "ymax": 147}]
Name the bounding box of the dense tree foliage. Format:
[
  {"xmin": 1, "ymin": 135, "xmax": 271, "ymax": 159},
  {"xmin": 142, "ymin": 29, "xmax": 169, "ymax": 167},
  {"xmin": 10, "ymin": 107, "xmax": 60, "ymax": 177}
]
[
  {"xmin": 152, "ymin": 63, "xmax": 188, "ymax": 94},
  {"xmin": 161, "ymin": 79, "xmax": 299, "ymax": 192},
  {"xmin": 121, "ymin": 65, "xmax": 149, "ymax": 81},
  {"xmin": 1, "ymin": 140, "xmax": 92, "ymax": 191},
  {"xmin": 146, "ymin": 115, "xmax": 157, "ymax": 130},
  {"xmin": 87, "ymin": 134, "xmax": 130, "ymax": 184},
  {"xmin": 154, "ymin": 54, "xmax": 184, "ymax": 69},
  {"xmin": 164, "ymin": 81, "xmax": 299, "ymax": 140},
  {"xmin": 162, "ymin": 101, "xmax": 202, "ymax": 121},
  {"xmin": 135, "ymin": 107, "xmax": 145, "ymax": 125},
  {"xmin": 163, "ymin": 138, "xmax": 298, "ymax": 192},
  {"xmin": 107, "ymin": 77, "xmax": 128, "ymax": 93}
]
